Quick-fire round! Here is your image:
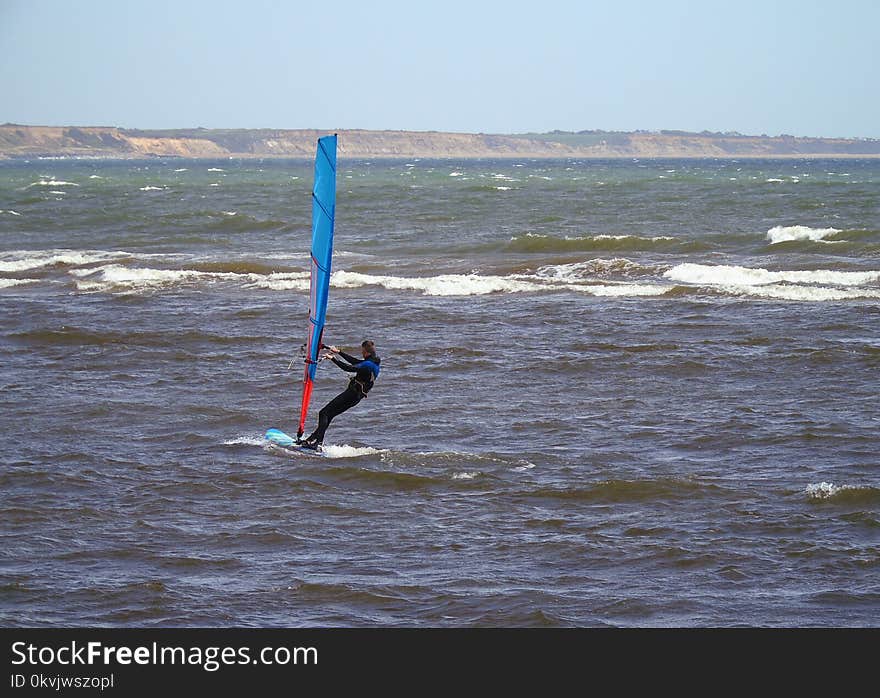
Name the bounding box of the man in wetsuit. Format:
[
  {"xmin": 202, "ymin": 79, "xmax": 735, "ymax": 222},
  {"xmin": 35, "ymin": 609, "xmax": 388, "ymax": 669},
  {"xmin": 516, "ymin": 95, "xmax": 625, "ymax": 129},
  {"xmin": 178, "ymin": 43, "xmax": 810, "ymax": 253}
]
[{"xmin": 299, "ymin": 340, "xmax": 381, "ymax": 451}]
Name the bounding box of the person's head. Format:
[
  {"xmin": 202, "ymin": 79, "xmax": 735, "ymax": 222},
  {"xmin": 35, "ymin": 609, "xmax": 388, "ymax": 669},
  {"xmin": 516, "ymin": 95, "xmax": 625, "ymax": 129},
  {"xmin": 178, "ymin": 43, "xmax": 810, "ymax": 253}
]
[{"xmin": 361, "ymin": 339, "xmax": 377, "ymax": 359}]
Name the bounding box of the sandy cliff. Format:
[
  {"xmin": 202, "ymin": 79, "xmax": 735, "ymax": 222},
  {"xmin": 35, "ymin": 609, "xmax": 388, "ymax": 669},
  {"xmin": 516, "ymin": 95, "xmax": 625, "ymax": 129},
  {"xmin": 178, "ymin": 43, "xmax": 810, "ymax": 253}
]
[{"xmin": 1, "ymin": 125, "xmax": 878, "ymax": 159}]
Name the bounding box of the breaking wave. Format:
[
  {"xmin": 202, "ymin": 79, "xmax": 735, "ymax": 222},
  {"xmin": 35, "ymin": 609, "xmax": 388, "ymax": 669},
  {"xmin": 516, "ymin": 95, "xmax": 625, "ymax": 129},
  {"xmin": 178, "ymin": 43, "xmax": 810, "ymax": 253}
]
[
  {"xmin": 71, "ymin": 264, "xmax": 309, "ymax": 293},
  {"xmin": 0, "ymin": 249, "xmax": 131, "ymax": 273},
  {"xmin": 806, "ymin": 482, "xmax": 880, "ymax": 504},
  {"xmin": 767, "ymin": 225, "xmax": 842, "ymax": 244},
  {"xmin": 0, "ymin": 278, "xmax": 40, "ymax": 289},
  {"xmin": 664, "ymin": 263, "xmax": 880, "ymax": 301}
]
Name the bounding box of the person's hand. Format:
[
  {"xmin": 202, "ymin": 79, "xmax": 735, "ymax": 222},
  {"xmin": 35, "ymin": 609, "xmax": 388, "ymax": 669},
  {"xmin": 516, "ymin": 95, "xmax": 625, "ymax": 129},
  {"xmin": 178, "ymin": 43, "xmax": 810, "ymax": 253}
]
[{"xmin": 327, "ymin": 345, "xmax": 340, "ymax": 353}]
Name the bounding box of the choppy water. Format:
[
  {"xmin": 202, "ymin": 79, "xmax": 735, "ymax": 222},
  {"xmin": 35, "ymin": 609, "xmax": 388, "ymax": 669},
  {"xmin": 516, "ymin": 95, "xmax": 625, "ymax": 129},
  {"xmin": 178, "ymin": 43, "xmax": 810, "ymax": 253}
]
[{"xmin": 1, "ymin": 157, "xmax": 879, "ymax": 627}]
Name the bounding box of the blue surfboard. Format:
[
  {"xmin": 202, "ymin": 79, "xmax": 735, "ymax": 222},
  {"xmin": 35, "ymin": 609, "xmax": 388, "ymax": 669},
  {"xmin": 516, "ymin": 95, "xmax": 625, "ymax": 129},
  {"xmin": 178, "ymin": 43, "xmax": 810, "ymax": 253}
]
[{"xmin": 265, "ymin": 428, "xmax": 324, "ymax": 456}]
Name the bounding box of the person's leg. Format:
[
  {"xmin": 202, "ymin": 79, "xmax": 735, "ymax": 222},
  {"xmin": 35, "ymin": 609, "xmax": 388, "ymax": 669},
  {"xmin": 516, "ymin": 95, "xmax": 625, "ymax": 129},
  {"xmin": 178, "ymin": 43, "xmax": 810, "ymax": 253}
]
[{"xmin": 304, "ymin": 389, "xmax": 361, "ymax": 446}]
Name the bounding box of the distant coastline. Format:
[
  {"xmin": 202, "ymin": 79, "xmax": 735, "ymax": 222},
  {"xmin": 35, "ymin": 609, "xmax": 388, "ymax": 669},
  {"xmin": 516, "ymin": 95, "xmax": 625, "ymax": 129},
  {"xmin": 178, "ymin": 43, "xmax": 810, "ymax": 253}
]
[{"xmin": 2, "ymin": 124, "xmax": 879, "ymax": 160}]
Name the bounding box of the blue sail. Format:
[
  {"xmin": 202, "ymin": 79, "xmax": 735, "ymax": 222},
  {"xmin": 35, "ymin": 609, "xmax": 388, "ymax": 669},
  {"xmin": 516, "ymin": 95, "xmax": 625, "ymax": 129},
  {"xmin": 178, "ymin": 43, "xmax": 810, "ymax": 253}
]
[{"xmin": 298, "ymin": 134, "xmax": 337, "ymax": 438}]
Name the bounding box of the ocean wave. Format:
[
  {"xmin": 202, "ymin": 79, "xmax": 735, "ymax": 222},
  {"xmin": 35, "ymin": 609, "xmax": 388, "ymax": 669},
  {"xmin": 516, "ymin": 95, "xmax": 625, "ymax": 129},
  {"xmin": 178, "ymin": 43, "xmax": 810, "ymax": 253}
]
[
  {"xmin": 332, "ymin": 270, "xmax": 671, "ymax": 298},
  {"xmin": 531, "ymin": 260, "xmax": 675, "ymax": 296},
  {"xmin": 806, "ymin": 482, "xmax": 880, "ymax": 504},
  {"xmin": 0, "ymin": 249, "xmax": 130, "ymax": 273},
  {"xmin": 62, "ymin": 260, "xmax": 673, "ymax": 298},
  {"xmin": 536, "ymin": 258, "xmax": 660, "ymax": 281},
  {"xmin": 27, "ymin": 179, "xmax": 79, "ymax": 187},
  {"xmin": 0, "ymin": 209, "xmax": 21, "ymax": 216},
  {"xmin": 581, "ymin": 283, "xmax": 673, "ymax": 297},
  {"xmin": 330, "ymin": 270, "xmax": 546, "ymax": 296},
  {"xmin": 767, "ymin": 225, "xmax": 842, "ymax": 244},
  {"xmin": 245, "ymin": 273, "xmax": 311, "ymax": 292},
  {"xmin": 320, "ymin": 444, "xmax": 385, "ymax": 459},
  {"xmin": 223, "ymin": 436, "xmax": 266, "ymax": 447},
  {"xmin": 664, "ymin": 263, "xmax": 880, "ymax": 288},
  {"xmin": 0, "ymin": 278, "xmax": 40, "ymax": 289},
  {"xmin": 506, "ymin": 232, "xmax": 700, "ymax": 253},
  {"xmin": 71, "ymin": 263, "xmax": 309, "ymax": 293},
  {"xmin": 727, "ymin": 284, "xmax": 880, "ymax": 302},
  {"xmin": 72, "ymin": 264, "xmax": 209, "ymax": 291},
  {"xmin": 664, "ymin": 263, "xmax": 880, "ymax": 301}
]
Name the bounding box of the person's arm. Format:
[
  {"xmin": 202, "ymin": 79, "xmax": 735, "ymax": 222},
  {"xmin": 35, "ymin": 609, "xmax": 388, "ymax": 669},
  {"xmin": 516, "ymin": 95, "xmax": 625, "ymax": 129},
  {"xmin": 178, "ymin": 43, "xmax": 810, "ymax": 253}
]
[
  {"xmin": 330, "ymin": 356, "xmax": 358, "ymax": 372},
  {"xmin": 335, "ymin": 349, "xmax": 360, "ymax": 364}
]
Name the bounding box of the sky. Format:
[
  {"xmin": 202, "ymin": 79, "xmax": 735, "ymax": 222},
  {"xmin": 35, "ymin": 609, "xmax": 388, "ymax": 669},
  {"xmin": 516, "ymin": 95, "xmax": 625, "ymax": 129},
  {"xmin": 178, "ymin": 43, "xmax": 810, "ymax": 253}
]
[{"xmin": 1, "ymin": 0, "xmax": 878, "ymax": 138}]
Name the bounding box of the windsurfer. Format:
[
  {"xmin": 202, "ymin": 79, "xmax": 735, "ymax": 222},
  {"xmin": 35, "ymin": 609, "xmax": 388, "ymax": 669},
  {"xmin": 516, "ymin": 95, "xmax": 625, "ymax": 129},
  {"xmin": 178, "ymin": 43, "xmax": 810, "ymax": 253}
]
[{"xmin": 299, "ymin": 340, "xmax": 381, "ymax": 450}]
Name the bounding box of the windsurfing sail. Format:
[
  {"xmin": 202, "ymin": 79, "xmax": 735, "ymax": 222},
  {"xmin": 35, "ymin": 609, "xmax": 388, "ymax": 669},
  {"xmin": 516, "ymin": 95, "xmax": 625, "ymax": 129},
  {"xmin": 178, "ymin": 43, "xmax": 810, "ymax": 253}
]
[{"xmin": 297, "ymin": 134, "xmax": 338, "ymax": 439}]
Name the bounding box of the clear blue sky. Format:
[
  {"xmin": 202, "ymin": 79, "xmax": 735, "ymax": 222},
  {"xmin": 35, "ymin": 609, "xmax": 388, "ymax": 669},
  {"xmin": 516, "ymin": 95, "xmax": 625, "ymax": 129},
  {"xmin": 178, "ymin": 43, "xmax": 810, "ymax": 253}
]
[{"xmin": 2, "ymin": 0, "xmax": 878, "ymax": 138}]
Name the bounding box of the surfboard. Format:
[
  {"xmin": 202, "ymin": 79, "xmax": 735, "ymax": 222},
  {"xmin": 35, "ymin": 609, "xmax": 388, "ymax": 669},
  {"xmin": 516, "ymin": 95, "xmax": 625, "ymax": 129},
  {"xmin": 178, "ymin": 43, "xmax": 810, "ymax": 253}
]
[{"xmin": 265, "ymin": 428, "xmax": 324, "ymax": 456}]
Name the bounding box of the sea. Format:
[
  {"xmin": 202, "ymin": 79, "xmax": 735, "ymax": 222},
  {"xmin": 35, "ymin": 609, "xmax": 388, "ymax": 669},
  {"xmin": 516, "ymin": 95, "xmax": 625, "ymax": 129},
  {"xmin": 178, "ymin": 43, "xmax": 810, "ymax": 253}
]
[{"xmin": 1, "ymin": 156, "xmax": 878, "ymax": 627}]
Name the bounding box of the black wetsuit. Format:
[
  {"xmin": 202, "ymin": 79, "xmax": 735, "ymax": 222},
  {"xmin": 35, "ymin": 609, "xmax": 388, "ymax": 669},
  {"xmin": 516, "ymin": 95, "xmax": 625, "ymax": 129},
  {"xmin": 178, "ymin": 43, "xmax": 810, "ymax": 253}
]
[{"xmin": 304, "ymin": 350, "xmax": 379, "ymax": 446}]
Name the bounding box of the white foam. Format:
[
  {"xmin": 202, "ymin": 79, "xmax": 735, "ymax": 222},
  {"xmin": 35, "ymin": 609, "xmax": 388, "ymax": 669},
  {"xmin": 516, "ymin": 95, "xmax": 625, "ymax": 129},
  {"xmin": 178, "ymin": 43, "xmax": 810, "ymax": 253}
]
[
  {"xmin": 28, "ymin": 179, "xmax": 79, "ymax": 187},
  {"xmin": 664, "ymin": 263, "xmax": 880, "ymax": 288},
  {"xmin": 537, "ymin": 258, "xmax": 653, "ymax": 282},
  {"xmin": 0, "ymin": 278, "xmax": 40, "ymax": 289},
  {"xmin": 0, "ymin": 210, "xmax": 21, "ymax": 216},
  {"xmin": 452, "ymin": 471, "xmax": 479, "ymax": 480},
  {"xmin": 73, "ymin": 264, "xmax": 310, "ymax": 293},
  {"xmin": 736, "ymin": 284, "xmax": 880, "ymax": 301},
  {"xmin": 64, "ymin": 262, "xmax": 677, "ymax": 298},
  {"xmin": 245, "ymin": 272, "xmax": 310, "ymax": 292},
  {"xmin": 748, "ymin": 285, "xmax": 880, "ymax": 301},
  {"xmin": 223, "ymin": 436, "xmax": 266, "ymax": 446},
  {"xmin": 330, "ymin": 268, "xmax": 671, "ymax": 298},
  {"xmin": 0, "ymin": 249, "xmax": 130, "ymax": 273},
  {"xmin": 207, "ymin": 167, "xmax": 225, "ymax": 172},
  {"xmin": 513, "ymin": 232, "xmax": 547, "ymax": 239},
  {"xmin": 330, "ymin": 270, "xmax": 546, "ymax": 296},
  {"xmin": 320, "ymin": 444, "xmax": 384, "ymax": 458},
  {"xmin": 73, "ymin": 264, "xmax": 206, "ymax": 291},
  {"xmin": 139, "ymin": 186, "xmax": 165, "ymax": 191},
  {"xmin": 767, "ymin": 225, "xmax": 841, "ymax": 244},
  {"xmin": 593, "ymin": 234, "xmax": 676, "ymax": 241},
  {"xmin": 580, "ymin": 283, "xmax": 673, "ymax": 297},
  {"xmin": 806, "ymin": 482, "xmax": 853, "ymax": 499}
]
